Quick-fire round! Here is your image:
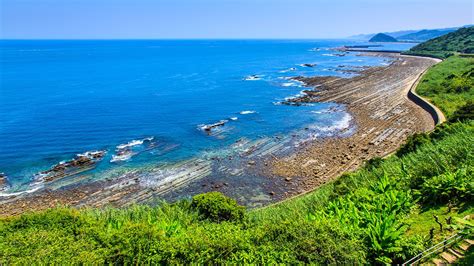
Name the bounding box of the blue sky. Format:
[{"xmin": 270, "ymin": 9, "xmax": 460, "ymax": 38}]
[{"xmin": 1, "ymin": 0, "xmax": 473, "ymax": 39}]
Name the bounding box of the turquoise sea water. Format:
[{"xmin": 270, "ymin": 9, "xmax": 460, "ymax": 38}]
[{"xmin": 0, "ymin": 40, "xmax": 415, "ymax": 194}]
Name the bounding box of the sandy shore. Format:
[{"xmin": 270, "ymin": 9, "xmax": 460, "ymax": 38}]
[{"xmin": 0, "ymin": 52, "xmax": 439, "ymax": 216}]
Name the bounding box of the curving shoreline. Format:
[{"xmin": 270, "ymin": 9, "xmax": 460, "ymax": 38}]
[
  {"xmin": 261, "ymin": 53, "xmax": 444, "ymax": 208},
  {"xmin": 271, "ymin": 52, "xmax": 440, "ymax": 196},
  {"xmin": 0, "ymin": 52, "xmax": 442, "ymax": 216}
]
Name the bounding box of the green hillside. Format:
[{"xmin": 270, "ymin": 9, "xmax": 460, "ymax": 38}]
[
  {"xmin": 416, "ymin": 56, "xmax": 474, "ymax": 118},
  {"xmin": 405, "ymin": 26, "xmax": 474, "ymax": 58}
]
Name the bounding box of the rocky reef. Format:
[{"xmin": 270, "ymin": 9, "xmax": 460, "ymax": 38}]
[{"xmin": 35, "ymin": 150, "xmax": 106, "ymax": 183}]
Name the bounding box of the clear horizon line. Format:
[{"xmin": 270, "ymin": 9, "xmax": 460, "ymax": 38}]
[
  {"xmin": 0, "ymin": 37, "xmax": 357, "ymax": 41},
  {"xmin": 0, "ymin": 38, "xmax": 354, "ymax": 41}
]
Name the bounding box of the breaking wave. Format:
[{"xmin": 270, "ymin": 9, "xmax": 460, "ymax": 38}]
[
  {"xmin": 116, "ymin": 137, "xmax": 154, "ymax": 150},
  {"xmin": 239, "ymin": 110, "xmax": 257, "ymax": 115}
]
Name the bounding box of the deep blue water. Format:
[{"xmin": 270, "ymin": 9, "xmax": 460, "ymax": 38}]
[{"xmin": 0, "ymin": 40, "xmax": 415, "ymax": 193}]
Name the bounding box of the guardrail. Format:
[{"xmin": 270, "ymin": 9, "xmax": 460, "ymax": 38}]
[{"xmin": 402, "ymin": 232, "xmax": 465, "ymax": 265}]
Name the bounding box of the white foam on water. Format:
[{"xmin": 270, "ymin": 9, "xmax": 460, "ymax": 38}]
[
  {"xmin": 311, "ymin": 109, "xmax": 330, "ymax": 114},
  {"xmin": 117, "ymin": 140, "xmax": 144, "ymax": 150},
  {"xmin": 281, "ymin": 79, "xmax": 304, "ymax": 87},
  {"xmin": 240, "ymin": 110, "xmax": 257, "ymax": 115},
  {"xmin": 279, "ymin": 67, "xmax": 297, "ymax": 73},
  {"xmin": 281, "ymin": 82, "xmax": 297, "ymax": 87},
  {"xmin": 244, "ymin": 75, "xmax": 263, "ymax": 81},
  {"xmin": 0, "ymin": 185, "xmax": 43, "ymax": 197},
  {"xmin": 311, "ymin": 113, "xmax": 352, "ymax": 132},
  {"xmin": 198, "ymin": 119, "xmax": 229, "ymax": 131},
  {"xmin": 294, "ymin": 133, "xmax": 321, "ymax": 148},
  {"xmin": 76, "ymin": 150, "xmax": 106, "ymax": 158},
  {"xmin": 110, "ymin": 152, "xmax": 135, "ymax": 162},
  {"xmin": 116, "ymin": 137, "xmax": 154, "ymax": 150},
  {"xmin": 229, "ymin": 117, "xmax": 238, "ymax": 121},
  {"xmin": 284, "ymin": 90, "xmax": 308, "ymax": 100}
]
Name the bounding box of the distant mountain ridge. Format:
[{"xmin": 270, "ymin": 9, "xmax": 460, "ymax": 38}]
[
  {"xmin": 404, "ymin": 26, "xmax": 474, "ymax": 58},
  {"xmin": 350, "ymin": 30, "xmax": 417, "ymax": 40},
  {"xmin": 397, "ymin": 28, "xmax": 462, "ymax": 42},
  {"xmin": 349, "ymin": 25, "xmax": 472, "ymax": 42}
]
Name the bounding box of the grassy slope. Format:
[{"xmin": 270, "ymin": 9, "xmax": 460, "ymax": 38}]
[
  {"xmin": 253, "ymin": 121, "xmax": 474, "ymax": 234},
  {"xmin": 404, "ymin": 26, "xmax": 474, "ymax": 58},
  {"xmin": 1, "ymin": 34, "xmax": 473, "ymax": 264},
  {"xmin": 416, "ymin": 56, "xmax": 474, "ymax": 118}
]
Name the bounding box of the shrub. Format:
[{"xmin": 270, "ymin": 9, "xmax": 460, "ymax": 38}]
[
  {"xmin": 332, "ymin": 173, "xmax": 354, "ymax": 197},
  {"xmin": 190, "ymin": 192, "xmax": 245, "ymax": 222},
  {"xmin": 260, "ymin": 219, "xmax": 367, "ymax": 264},
  {"xmin": 450, "ymin": 101, "xmax": 474, "ymax": 122},
  {"xmin": 417, "ymin": 167, "xmax": 474, "ymax": 204},
  {"xmin": 391, "ymin": 235, "xmax": 426, "ymax": 264},
  {"xmin": 396, "ymin": 132, "xmax": 431, "ymax": 157},
  {"xmin": 313, "ymin": 173, "xmax": 415, "ymax": 264},
  {"xmin": 0, "ymin": 208, "xmax": 108, "ymax": 264},
  {"xmin": 365, "ymin": 157, "xmax": 384, "ymax": 170},
  {"xmin": 446, "ymin": 76, "xmax": 472, "ymax": 93}
]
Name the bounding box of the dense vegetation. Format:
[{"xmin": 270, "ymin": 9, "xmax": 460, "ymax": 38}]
[
  {"xmin": 416, "ymin": 56, "xmax": 473, "ymax": 118},
  {"xmin": 1, "ymin": 33, "xmax": 473, "ymax": 264},
  {"xmin": 405, "ymin": 26, "xmax": 474, "ymax": 58}
]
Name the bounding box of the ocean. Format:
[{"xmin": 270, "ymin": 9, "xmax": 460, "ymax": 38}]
[{"xmin": 0, "ymin": 40, "xmax": 415, "ymax": 196}]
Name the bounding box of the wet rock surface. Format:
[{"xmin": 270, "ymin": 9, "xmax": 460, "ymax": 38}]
[{"xmin": 35, "ymin": 151, "xmax": 106, "ymax": 183}]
